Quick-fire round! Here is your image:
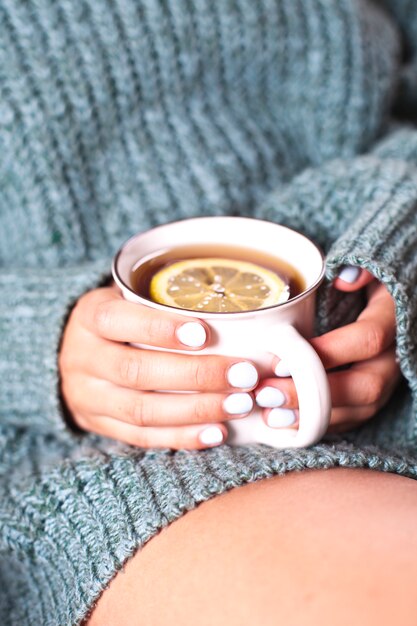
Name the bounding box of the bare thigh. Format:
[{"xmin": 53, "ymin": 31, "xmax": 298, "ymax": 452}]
[{"xmin": 87, "ymin": 468, "xmax": 417, "ymax": 626}]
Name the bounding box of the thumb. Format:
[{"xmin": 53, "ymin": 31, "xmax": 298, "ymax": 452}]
[{"xmin": 333, "ymin": 267, "xmax": 375, "ymax": 292}]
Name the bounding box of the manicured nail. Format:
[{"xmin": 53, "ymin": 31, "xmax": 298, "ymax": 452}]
[
  {"xmin": 176, "ymin": 322, "xmax": 207, "ymax": 348},
  {"xmin": 223, "ymin": 393, "xmax": 254, "ymax": 415},
  {"xmin": 337, "ymin": 266, "xmax": 361, "ymax": 284},
  {"xmin": 274, "ymin": 360, "xmax": 291, "ymax": 377},
  {"xmin": 267, "ymin": 408, "xmax": 296, "ymax": 428},
  {"xmin": 227, "ymin": 362, "xmax": 259, "ymax": 389},
  {"xmin": 256, "ymin": 386, "xmax": 286, "ymax": 408},
  {"xmin": 199, "ymin": 426, "xmax": 224, "ymax": 446}
]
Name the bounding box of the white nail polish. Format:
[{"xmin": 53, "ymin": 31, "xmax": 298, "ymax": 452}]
[
  {"xmin": 223, "ymin": 393, "xmax": 254, "ymax": 415},
  {"xmin": 256, "ymin": 387, "xmax": 286, "ymax": 408},
  {"xmin": 227, "ymin": 362, "xmax": 259, "ymax": 389},
  {"xmin": 274, "ymin": 361, "xmax": 291, "ymax": 377},
  {"xmin": 199, "ymin": 426, "xmax": 224, "ymax": 445},
  {"xmin": 176, "ymin": 322, "xmax": 207, "ymax": 348},
  {"xmin": 337, "ymin": 266, "xmax": 361, "ymax": 284},
  {"xmin": 267, "ymin": 408, "xmax": 296, "ymax": 428}
]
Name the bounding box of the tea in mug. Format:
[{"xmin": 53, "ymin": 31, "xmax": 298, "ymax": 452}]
[{"xmin": 130, "ymin": 243, "xmax": 305, "ymax": 313}]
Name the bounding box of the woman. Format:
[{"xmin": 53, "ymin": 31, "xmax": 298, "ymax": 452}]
[{"xmin": 0, "ymin": 0, "xmax": 416, "ymax": 624}]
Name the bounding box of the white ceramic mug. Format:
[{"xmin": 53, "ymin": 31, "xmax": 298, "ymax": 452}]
[{"xmin": 112, "ymin": 216, "xmax": 331, "ymax": 449}]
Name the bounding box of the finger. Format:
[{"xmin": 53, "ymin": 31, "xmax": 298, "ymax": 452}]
[
  {"xmin": 78, "ymin": 286, "xmax": 210, "ymax": 350},
  {"xmin": 262, "ymin": 407, "xmax": 299, "ymax": 429},
  {"xmin": 73, "ymin": 378, "xmax": 254, "ymax": 426},
  {"xmin": 86, "ymin": 341, "xmax": 259, "ymax": 392},
  {"xmin": 308, "ymin": 294, "xmax": 396, "ymax": 370},
  {"xmin": 260, "ymin": 403, "xmax": 378, "ymax": 432},
  {"xmin": 76, "ymin": 413, "xmax": 228, "ymax": 450},
  {"xmin": 257, "ymin": 346, "xmax": 400, "ymax": 410},
  {"xmin": 328, "ymin": 405, "xmax": 379, "ymax": 427},
  {"xmin": 272, "ymin": 282, "xmax": 396, "ymax": 373},
  {"xmin": 333, "ymin": 268, "xmax": 375, "ymax": 292}
]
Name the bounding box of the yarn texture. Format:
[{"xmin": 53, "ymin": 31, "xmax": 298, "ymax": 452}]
[{"xmin": 1, "ymin": 0, "xmax": 417, "ymax": 624}]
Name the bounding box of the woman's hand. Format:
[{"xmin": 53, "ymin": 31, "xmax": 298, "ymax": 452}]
[
  {"xmin": 255, "ymin": 269, "xmax": 402, "ymax": 432},
  {"xmin": 59, "ymin": 285, "xmax": 259, "ymax": 450}
]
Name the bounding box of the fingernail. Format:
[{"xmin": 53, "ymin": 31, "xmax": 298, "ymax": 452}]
[
  {"xmin": 223, "ymin": 393, "xmax": 254, "ymax": 415},
  {"xmin": 337, "ymin": 266, "xmax": 361, "ymax": 284},
  {"xmin": 199, "ymin": 426, "xmax": 224, "ymax": 446},
  {"xmin": 176, "ymin": 322, "xmax": 207, "ymax": 348},
  {"xmin": 227, "ymin": 362, "xmax": 259, "ymax": 389},
  {"xmin": 267, "ymin": 408, "xmax": 296, "ymax": 428},
  {"xmin": 274, "ymin": 360, "xmax": 291, "ymax": 377},
  {"xmin": 256, "ymin": 386, "xmax": 286, "ymax": 408}
]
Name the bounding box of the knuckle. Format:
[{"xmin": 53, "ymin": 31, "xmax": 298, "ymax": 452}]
[
  {"xmin": 93, "ymin": 300, "xmax": 115, "ymax": 336},
  {"xmin": 194, "ymin": 356, "xmax": 223, "ymax": 389},
  {"xmin": 192, "ymin": 396, "xmax": 217, "ymax": 423},
  {"xmin": 190, "ymin": 359, "xmax": 208, "ymax": 389},
  {"xmin": 119, "ymin": 355, "xmax": 142, "ymax": 387},
  {"xmin": 129, "ymin": 398, "xmax": 146, "ymax": 427},
  {"xmin": 127, "ymin": 397, "xmax": 154, "ymax": 427},
  {"xmin": 363, "ymin": 373, "xmax": 384, "ymax": 405},
  {"xmin": 363, "ymin": 323, "xmax": 385, "ymax": 357},
  {"xmin": 142, "ymin": 314, "xmax": 172, "ymax": 343}
]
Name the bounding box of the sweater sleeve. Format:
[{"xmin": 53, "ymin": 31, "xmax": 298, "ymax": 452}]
[
  {"xmin": 0, "ymin": 259, "xmax": 111, "ymax": 434},
  {"xmin": 254, "ymin": 134, "xmax": 417, "ymax": 401}
]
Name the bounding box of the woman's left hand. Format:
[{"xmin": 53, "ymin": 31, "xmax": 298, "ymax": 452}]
[{"xmin": 255, "ymin": 269, "xmax": 402, "ymax": 432}]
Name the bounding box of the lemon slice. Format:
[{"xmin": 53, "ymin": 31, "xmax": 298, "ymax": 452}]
[{"xmin": 149, "ymin": 257, "xmax": 290, "ymax": 312}]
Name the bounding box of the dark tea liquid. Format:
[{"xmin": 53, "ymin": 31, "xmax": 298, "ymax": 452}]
[{"xmin": 130, "ymin": 243, "xmax": 306, "ymax": 311}]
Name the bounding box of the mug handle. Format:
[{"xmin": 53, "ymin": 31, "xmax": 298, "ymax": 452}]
[{"xmin": 265, "ymin": 324, "xmax": 331, "ymax": 448}]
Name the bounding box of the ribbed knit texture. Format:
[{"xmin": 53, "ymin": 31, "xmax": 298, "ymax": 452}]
[{"xmin": 1, "ymin": 1, "xmax": 417, "ymax": 624}]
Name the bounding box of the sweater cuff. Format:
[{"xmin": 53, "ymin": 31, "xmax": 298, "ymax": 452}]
[
  {"xmin": 325, "ymin": 158, "xmax": 417, "ymax": 397},
  {"xmin": 0, "ymin": 259, "xmax": 111, "ymax": 434}
]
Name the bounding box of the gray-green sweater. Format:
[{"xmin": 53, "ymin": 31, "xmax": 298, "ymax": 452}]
[{"xmin": 1, "ymin": 1, "xmax": 417, "ymax": 624}]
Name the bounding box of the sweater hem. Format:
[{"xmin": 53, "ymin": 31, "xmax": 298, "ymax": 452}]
[{"xmin": 2, "ymin": 440, "xmax": 416, "ymax": 625}]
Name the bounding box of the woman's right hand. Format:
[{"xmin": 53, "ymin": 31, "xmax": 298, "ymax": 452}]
[{"xmin": 59, "ymin": 285, "xmax": 258, "ymax": 449}]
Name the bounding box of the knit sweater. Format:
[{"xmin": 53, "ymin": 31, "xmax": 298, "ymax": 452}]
[{"xmin": 1, "ymin": 0, "xmax": 417, "ymax": 624}]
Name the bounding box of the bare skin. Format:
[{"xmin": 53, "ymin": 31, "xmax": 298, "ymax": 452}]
[
  {"xmin": 257, "ymin": 277, "xmax": 400, "ymax": 431},
  {"xmin": 60, "ymin": 269, "xmax": 400, "ymax": 448},
  {"xmin": 86, "ymin": 468, "xmax": 417, "ymax": 626}
]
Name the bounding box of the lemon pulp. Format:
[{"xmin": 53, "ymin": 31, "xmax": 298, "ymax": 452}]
[{"xmin": 149, "ymin": 257, "xmax": 290, "ymax": 312}]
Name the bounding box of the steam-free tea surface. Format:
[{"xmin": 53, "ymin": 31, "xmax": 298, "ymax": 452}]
[{"xmin": 130, "ymin": 244, "xmax": 305, "ymax": 312}]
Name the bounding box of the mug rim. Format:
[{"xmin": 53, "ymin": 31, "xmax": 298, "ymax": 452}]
[{"xmin": 112, "ymin": 216, "xmax": 326, "ymax": 318}]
